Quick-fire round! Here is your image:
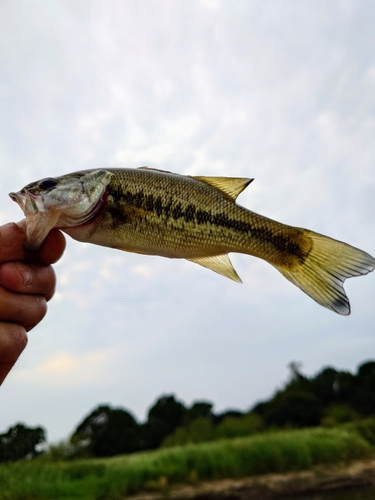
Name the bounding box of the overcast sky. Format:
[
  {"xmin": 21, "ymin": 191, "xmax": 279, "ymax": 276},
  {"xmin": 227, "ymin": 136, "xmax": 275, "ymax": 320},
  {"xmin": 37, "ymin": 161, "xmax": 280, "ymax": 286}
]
[{"xmin": 1, "ymin": 0, "xmax": 375, "ymax": 443}]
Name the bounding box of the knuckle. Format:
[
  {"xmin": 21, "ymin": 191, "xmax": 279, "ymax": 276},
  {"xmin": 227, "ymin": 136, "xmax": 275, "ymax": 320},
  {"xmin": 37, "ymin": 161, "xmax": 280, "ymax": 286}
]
[
  {"xmin": 23, "ymin": 297, "xmax": 48, "ymax": 331},
  {"xmin": 10, "ymin": 323, "xmax": 28, "ymax": 352},
  {"xmin": 0, "ymin": 322, "xmax": 28, "ymax": 360}
]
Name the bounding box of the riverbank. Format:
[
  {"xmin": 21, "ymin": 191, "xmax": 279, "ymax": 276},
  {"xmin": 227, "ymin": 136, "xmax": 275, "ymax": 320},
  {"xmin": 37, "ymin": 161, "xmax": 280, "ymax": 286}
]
[
  {"xmin": 1, "ymin": 424, "xmax": 374, "ymax": 499},
  {"xmin": 129, "ymin": 459, "xmax": 375, "ymax": 500}
]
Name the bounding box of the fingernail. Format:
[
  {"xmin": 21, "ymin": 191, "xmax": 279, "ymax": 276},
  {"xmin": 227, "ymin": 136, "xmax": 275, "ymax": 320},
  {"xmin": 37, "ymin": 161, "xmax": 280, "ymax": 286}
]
[
  {"xmin": 22, "ymin": 270, "xmax": 33, "ymax": 286},
  {"xmin": 14, "ymin": 262, "xmax": 33, "ymax": 287}
]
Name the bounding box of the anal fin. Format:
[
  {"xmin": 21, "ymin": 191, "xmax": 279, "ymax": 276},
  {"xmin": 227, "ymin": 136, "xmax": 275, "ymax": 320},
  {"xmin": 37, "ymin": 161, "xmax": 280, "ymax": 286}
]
[{"xmin": 188, "ymin": 254, "xmax": 242, "ymax": 283}]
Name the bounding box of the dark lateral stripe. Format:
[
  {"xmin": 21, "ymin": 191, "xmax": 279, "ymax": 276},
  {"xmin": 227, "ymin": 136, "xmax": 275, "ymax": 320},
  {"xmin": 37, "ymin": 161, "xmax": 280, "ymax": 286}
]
[{"xmin": 109, "ymin": 188, "xmax": 305, "ymax": 258}]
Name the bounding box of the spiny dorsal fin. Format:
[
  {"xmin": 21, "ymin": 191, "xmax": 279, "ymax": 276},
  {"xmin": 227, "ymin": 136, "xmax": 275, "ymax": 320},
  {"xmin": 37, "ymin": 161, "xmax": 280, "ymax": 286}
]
[
  {"xmin": 138, "ymin": 166, "xmax": 174, "ymax": 174},
  {"xmin": 193, "ymin": 176, "xmax": 253, "ymax": 201},
  {"xmin": 188, "ymin": 254, "xmax": 242, "ymax": 283}
]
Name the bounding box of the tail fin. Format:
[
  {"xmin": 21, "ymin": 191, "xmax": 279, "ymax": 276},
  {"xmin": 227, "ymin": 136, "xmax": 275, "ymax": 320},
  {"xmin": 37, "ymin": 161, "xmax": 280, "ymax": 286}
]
[{"xmin": 274, "ymin": 230, "xmax": 375, "ymax": 315}]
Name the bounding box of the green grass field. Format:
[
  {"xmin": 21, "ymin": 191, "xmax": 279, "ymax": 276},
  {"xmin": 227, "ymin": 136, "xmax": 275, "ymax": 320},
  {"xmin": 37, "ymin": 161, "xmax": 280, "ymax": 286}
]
[{"xmin": 0, "ymin": 424, "xmax": 374, "ymax": 500}]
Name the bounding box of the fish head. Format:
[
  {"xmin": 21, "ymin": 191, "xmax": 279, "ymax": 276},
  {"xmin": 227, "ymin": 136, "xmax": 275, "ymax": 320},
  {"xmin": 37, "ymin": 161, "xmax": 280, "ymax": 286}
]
[{"xmin": 9, "ymin": 169, "xmax": 113, "ymax": 251}]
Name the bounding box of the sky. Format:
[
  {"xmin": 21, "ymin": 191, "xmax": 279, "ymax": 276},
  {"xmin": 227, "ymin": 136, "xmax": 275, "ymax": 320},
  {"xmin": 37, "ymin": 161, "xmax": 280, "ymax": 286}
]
[{"xmin": 0, "ymin": 0, "xmax": 375, "ymax": 444}]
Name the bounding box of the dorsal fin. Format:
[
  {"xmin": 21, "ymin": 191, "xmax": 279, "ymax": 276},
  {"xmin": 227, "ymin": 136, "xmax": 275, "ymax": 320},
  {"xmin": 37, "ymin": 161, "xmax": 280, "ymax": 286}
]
[
  {"xmin": 193, "ymin": 176, "xmax": 253, "ymax": 201},
  {"xmin": 138, "ymin": 168, "xmax": 253, "ymax": 201},
  {"xmin": 138, "ymin": 166, "xmax": 174, "ymax": 174},
  {"xmin": 188, "ymin": 254, "xmax": 242, "ymax": 283}
]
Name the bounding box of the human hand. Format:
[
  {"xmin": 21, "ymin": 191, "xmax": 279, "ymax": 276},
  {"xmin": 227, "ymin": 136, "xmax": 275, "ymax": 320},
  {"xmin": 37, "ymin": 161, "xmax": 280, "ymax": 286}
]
[{"xmin": 0, "ymin": 222, "xmax": 66, "ymax": 385}]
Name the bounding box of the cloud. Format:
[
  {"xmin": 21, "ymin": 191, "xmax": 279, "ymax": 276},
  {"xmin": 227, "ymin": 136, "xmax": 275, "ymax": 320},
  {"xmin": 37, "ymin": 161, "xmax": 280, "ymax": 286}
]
[
  {"xmin": 13, "ymin": 349, "xmax": 115, "ymax": 389},
  {"xmin": 0, "ymin": 0, "xmax": 374, "ymax": 443}
]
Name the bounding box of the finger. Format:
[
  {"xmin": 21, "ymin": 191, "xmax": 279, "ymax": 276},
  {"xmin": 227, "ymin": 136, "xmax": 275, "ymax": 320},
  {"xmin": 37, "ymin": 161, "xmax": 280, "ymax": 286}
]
[
  {"xmin": 0, "ymin": 262, "xmax": 56, "ymax": 301},
  {"xmin": 0, "ymin": 286, "xmax": 47, "ymax": 331},
  {"xmin": 34, "ymin": 229, "xmax": 66, "ymax": 265},
  {"xmin": 0, "ymin": 223, "xmax": 66, "ymax": 265},
  {"xmin": 0, "ymin": 322, "xmax": 28, "ymax": 386},
  {"xmin": 0, "ymin": 223, "xmax": 27, "ymax": 263}
]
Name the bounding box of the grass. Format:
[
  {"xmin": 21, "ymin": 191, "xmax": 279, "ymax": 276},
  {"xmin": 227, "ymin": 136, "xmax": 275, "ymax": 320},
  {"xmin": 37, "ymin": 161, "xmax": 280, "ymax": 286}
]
[{"xmin": 0, "ymin": 424, "xmax": 374, "ymax": 500}]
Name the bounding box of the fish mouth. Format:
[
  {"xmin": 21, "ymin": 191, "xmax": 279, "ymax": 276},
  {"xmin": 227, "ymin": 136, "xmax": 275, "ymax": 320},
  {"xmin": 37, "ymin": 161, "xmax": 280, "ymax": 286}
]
[
  {"xmin": 9, "ymin": 190, "xmax": 44, "ymax": 215},
  {"xmin": 9, "ymin": 187, "xmax": 105, "ymax": 227},
  {"xmin": 8, "ymin": 190, "xmax": 57, "ymax": 251},
  {"xmin": 9, "ymin": 169, "xmax": 112, "ymax": 250},
  {"xmin": 9, "ymin": 191, "xmax": 27, "ymax": 210}
]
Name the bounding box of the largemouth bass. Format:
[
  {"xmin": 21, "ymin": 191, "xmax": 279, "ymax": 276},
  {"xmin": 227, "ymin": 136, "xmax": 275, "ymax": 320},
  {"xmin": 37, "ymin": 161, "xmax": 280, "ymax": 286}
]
[{"xmin": 9, "ymin": 167, "xmax": 375, "ymax": 315}]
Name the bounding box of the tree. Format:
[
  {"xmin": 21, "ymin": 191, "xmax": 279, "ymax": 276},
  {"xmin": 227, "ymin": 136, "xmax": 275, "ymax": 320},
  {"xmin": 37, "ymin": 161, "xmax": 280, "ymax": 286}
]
[
  {"xmin": 142, "ymin": 395, "xmax": 186, "ymax": 449},
  {"xmin": 252, "ymin": 362, "xmax": 321, "ymax": 428},
  {"xmin": 70, "ymin": 405, "xmax": 141, "ymax": 457},
  {"xmin": 311, "ymin": 367, "xmax": 339, "ymax": 406},
  {"xmin": 213, "ymin": 410, "xmax": 244, "ymax": 425},
  {"xmin": 357, "ymin": 361, "xmax": 375, "ymax": 379},
  {"xmin": 262, "ymin": 391, "xmax": 322, "ymax": 428},
  {"xmin": 351, "ymin": 361, "xmax": 375, "ymax": 415},
  {"xmin": 185, "ymin": 401, "xmax": 213, "ymax": 424},
  {"xmin": 0, "ymin": 423, "xmax": 46, "ymax": 462},
  {"xmin": 285, "ymin": 361, "xmax": 313, "ymax": 394}
]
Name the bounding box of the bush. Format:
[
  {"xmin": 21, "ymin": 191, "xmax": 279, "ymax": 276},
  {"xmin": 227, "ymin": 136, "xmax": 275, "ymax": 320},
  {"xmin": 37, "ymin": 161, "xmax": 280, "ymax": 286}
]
[
  {"xmin": 162, "ymin": 418, "xmax": 213, "ymax": 447},
  {"xmin": 214, "ymin": 413, "xmax": 263, "ymax": 439},
  {"xmin": 321, "ymin": 404, "xmax": 360, "ymax": 427}
]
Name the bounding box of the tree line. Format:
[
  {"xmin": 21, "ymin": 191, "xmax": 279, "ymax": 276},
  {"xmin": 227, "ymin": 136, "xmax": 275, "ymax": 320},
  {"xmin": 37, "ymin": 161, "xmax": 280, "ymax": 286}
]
[{"xmin": 1, "ymin": 359, "xmax": 374, "ymax": 462}]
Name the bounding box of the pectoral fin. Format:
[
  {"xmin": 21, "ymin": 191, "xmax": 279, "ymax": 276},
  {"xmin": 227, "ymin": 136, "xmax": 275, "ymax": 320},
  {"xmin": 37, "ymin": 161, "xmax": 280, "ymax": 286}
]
[
  {"xmin": 188, "ymin": 254, "xmax": 242, "ymax": 283},
  {"xmin": 192, "ymin": 176, "xmax": 253, "ymax": 201}
]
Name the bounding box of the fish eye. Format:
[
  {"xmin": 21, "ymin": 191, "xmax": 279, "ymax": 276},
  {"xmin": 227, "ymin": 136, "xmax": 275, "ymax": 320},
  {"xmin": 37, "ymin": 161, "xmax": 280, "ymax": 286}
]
[{"xmin": 38, "ymin": 178, "xmax": 57, "ymax": 190}]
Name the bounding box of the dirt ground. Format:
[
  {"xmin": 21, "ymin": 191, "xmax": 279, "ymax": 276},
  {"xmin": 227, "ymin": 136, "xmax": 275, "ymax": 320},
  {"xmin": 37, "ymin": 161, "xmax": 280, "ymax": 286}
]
[{"xmin": 128, "ymin": 459, "xmax": 375, "ymax": 500}]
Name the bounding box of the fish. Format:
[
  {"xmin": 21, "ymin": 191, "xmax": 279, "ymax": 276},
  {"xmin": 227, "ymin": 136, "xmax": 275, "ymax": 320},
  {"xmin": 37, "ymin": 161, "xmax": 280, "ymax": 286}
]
[{"xmin": 9, "ymin": 167, "xmax": 375, "ymax": 315}]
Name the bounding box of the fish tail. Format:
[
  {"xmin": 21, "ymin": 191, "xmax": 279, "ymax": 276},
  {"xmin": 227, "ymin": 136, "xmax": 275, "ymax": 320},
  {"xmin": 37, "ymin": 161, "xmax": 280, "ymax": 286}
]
[{"xmin": 273, "ymin": 230, "xmax": 375, "ymax": 315}]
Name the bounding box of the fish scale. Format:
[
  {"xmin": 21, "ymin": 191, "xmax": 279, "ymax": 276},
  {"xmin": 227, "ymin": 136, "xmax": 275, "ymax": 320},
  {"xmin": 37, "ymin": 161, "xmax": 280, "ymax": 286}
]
[
  {"xmin": 9, "ymin": 167, "xmax": 375, "ymax": 315},
  {"xmin": 102, "ymin": 169, "xmax": 302, "ymax": 263}
]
